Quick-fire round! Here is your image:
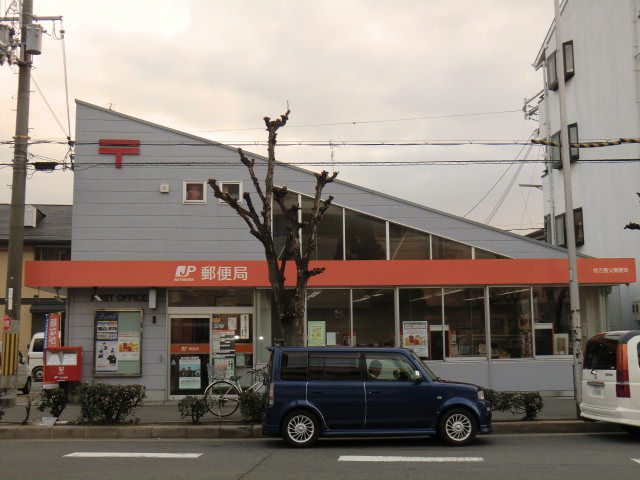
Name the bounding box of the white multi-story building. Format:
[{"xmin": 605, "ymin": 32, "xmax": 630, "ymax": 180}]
[{"xmin": 532, "ymin": 0, "xmax": 640, "ymax": 329}]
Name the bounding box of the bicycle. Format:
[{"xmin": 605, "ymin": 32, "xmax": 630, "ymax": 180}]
[{"xmin": 204, "ymin": 365, "xmax": 267, "ymax": 417}]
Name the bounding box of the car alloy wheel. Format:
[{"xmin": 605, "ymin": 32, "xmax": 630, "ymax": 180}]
[
  {"xmin": 438, "ymin": 408, "xmax": 477, "ymax": 446},
  {"xmin": 283, "ymin": 410, "xmax": 319, "ymax": 448}
]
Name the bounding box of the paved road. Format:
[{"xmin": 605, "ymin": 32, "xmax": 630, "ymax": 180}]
[{"xmin": 1, "ymin": 432, "xmax": 639, "ymax": 480}]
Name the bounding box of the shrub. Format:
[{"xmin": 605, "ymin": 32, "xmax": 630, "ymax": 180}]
[
  {"xmin": 178, "ymin": 395, "xmax": 208, "ymax": 424},
  {"xmin": 37, "ymin": 388, "xmax": 68, "ymax": 418},
  {"xmin": 239, "ymin": 390, "xmax": 265, "ymax": 424},
  {"xmin": 76, "ymin": 383, "xmax": 146, "ymax": 425},
  {"xmin": 484, "ymin": 389, "xmax": 544, "ymax": 420}
]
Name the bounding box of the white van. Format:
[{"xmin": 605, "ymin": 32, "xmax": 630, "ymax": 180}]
[
  {"xmin": 0, "ymin": 340, "xmax": 31, "ymax": 394},
  {"xmin": 27, "ymin": 332, "xmax": 44, "ymax": 382},
  {"xmin": 581, "ymin": 331, "xmax": 640, "ymax": 434}
]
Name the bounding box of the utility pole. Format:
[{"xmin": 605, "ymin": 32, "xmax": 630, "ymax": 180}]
[
  {"xmin": 553, "ymin": 0, "xmax": 583, "ymax": 415},
  {"xmin": 0, "ymin": 0, "xmax": 35, "ymax": 394}
]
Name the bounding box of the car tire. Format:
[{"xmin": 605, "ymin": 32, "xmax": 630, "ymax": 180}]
[
  {"xmin": 282, "ymin": 410, "xmax": 320, "ymax": 448},
  {"xmin": 22, "ymin": 376, "xmax": 32, "ymax": 395},
  {"xmin": 438, "ymin": 408, "xmax": 477, "ymax": 446},
  {"xmin": 32, "ymin": 366, "xmax": 43, "ymax": 383}
]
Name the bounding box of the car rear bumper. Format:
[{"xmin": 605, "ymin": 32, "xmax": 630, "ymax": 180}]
[{"xmin": 580, "ymin": 402, "xmax": 640, "ymax": 426}]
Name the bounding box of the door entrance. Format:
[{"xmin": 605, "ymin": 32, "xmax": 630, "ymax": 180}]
[{"xmin": 168, "ymin": 308, "xmax": 254, "ymax": 399}]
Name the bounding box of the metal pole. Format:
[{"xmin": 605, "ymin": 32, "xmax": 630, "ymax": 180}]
[
  {"xmin": 0, "ymin": 0, "xmax": 34, "ymax": 391},
  {"xmin": 553, "ymin": 0, "xmax": 583, "ymax": 415}
]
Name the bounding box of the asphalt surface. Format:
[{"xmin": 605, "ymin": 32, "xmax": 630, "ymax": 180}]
[{"xmin": 0, "ymin": 390, "xmax": 622, "ymax": 440}]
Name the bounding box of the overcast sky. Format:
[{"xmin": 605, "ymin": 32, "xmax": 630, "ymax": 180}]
[{"xmin": 0, "ymin": 0, "xmax": 555, "ymax": 233}]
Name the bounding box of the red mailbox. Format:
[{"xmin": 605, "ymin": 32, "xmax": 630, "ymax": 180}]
[{"xmin": 44, "ymin": 346, "xmax": 83, "ymax": 382}]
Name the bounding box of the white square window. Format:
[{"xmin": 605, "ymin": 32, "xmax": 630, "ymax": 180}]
[
  {"xmin": 183, "ymin": 181, "xmax": 206, "ymax": 204},
  {"xmin": 219, "ymin": 181, "xmax": 242, "ymax": 204}
]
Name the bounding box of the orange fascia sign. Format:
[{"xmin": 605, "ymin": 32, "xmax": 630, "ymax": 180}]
[{"xmin": 25, "ymin": 258, "xmax": 636, "ymax": 288}]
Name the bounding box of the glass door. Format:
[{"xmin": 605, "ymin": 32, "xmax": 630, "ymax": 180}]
[{"xmin": 169, "ymin": 315, "xmax": 210, "ymax": 397}]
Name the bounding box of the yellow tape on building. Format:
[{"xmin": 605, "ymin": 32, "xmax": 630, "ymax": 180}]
[{"xmin": 0, "ymin": 332, "xmax": 18, "ymax": 376}]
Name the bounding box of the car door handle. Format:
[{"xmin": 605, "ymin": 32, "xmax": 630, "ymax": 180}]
[
  {"xmin": 311, "ymin": 390, "xmax": 322, "ymax": 394},
  {"xmin": 368, "ymin": 390, "xmax": 381, "ymax": 395}
]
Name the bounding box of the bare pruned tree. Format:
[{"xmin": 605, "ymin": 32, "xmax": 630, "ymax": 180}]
[{"xmin": 208, "ymin": 110, "xmax": 338, "ymax": 345}]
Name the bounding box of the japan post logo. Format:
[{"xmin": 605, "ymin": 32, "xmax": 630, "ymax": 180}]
[{"xmin": 175, "ymin": 265, "xmax": 197, "ymax": 279}]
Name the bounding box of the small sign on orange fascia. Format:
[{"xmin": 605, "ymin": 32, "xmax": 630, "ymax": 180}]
[{"xmin": 170, "ymin": 344, "xmax": 210, "ymax": 354}]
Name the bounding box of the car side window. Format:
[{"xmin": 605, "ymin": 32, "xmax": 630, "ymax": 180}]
[
  {"xmin": 365, "ymin": 353, "xmax": 417, "ymax": 381},
  {"xmin": 33, "ymin": 338, "xmax": 44, "ymax": 352},
  {"xmin": 280, "ymin": 351, "xmax": 308, "ymax": 381},
  {"xmin": 309, "ymin": 352, "xmax": 361, "ymax": 381}
]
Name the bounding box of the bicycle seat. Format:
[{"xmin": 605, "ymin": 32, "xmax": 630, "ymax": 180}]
[{"xmin": 229, "ymin": 375, "xmax": 242, "ymax": 382}]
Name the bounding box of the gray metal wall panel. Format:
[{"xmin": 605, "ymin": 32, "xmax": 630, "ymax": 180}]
[
  {"xmin": 73, "ymin": 101, "xmax": 568, "ymax": 262},
  {"xmin": 428, "ymin": 359, "xmax": 573, "ymax": 391},
  {"xmin": 67, "ymin": 288, "xmax": 168, "ymax": 397}
]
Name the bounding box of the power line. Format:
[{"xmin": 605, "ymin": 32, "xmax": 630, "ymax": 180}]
[
  {"xmin": 4, "ymin": 157, "xmax": 639, "ymax": 171},
  {"xmin": 189, "ymin": 109, "xmax": 524, "ymax": 133}
]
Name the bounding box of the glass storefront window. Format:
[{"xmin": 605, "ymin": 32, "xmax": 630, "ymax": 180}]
[
  {"xmin": 399, "ymin": 288, "xmax": 446, "ymax": 359},
  {"xmin": 168, "ymin": 289, "xmax": 253, "ymax": 307},
  {"xmin": 532, "ymin": 286, "xmax": 571, "ymax": 355},
  {"xmin": 352, "ymin": 289, "xmax": 395, "ymax": 347},
  {"xmin": 255, "ymin": 289, "xmax": 272, "ymax": 365},
  {"xmin": 307, "ymin": 289, "xmax": 351, "ymax": 346},
  {"xmin": 474, "ymin": 248, "xmax": 507, "ymax": 260},
  {"xmin": 273, "ymin": 191, "xmax": 300, "ymax": 260},
  {"xmin": 344, "ymin": 209, "xmax": 386, "ymax": 260},
  {"xmin": 443, "ymin": 288, "xmax": 485, "ymax": 357},
  {"xmin": 389, "ymin": 224, "xmax": 430, "ymax": 260},
  {"xmin": 432, "ymin": 235, "xmax": 472, "ymax": 259},
  {"xmin": 301, "ymin": 198, "xmax": 344, "ymax": 260},
  {"xmin": 488, "ymin": 287, "xmax": 533, "ymax": 358}
]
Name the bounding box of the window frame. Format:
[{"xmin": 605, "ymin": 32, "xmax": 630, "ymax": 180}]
[
  {"xmin": 555, "ymin": 208, "xmax": 584, "ymax": 247},
  {"xmin": 563, "ymin": 40, "xmax": 575, "ymax": 80},
  {"xmin": 546, "ymin": 50, "xmax": 558, "ymax": 91},
  {"xmin": 219, "ymin": 181, "xmax": 243, "ymax": 204},
  {"xmin": 183, "ymin": 181, "xmax": 207, "ymax": 204}
]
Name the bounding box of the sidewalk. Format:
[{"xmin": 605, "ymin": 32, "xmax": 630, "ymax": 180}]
[{"xmin": 0, "ymin": 392, "xmax": 622, "ymax": 440}]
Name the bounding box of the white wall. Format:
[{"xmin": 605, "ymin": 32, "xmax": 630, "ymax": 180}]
[{"xmin": 537, "ymin": 0, "xmax": 640, "ymax": 327}]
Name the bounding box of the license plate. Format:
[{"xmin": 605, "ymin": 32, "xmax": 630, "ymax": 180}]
[{"xmin": 590, "ymin": 384, "xmax": 604, "ymax": 397}]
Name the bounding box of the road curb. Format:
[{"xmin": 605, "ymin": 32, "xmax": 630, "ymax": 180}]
[{"xmin": 0, "ymin": 421, "xmax": 620, "ymax": 440}]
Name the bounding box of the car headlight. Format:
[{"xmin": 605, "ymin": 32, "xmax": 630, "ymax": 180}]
[{"xmin": 477, "ymin": 389, "xmax": 485, "ymax": 401}]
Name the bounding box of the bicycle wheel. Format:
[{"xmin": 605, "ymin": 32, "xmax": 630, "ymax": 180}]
[{"xmin": 204, "ymin": 380, "xmax": 241, "ymax": 417}]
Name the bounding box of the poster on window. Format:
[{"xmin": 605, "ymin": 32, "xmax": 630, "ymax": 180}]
[
  {"xmin": 239, "ymin": 314, "xmax": 250, "ymax": 339},
  {"xmin": 307, "ymin": 321, "xmax": 326, "ymax": 346},
  {"xmin": 213, "ymin": 355, "xmax": 235, "ymax": 380},
  {"xmin": 178, "ymin": 356, "xmax": 201, "ymax": 389},
  {"xmin": 402, "ymin": 321, "xmax": 428, "ymax": 358}
]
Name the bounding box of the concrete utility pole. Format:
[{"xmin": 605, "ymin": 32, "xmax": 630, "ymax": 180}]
[
  {"xmin": 0, "ymin": 0, "xmax": 34, "ymax": 393},
  {"xmin": 553, "ymin": 0, "xmax": 583, "ymax": 415}
]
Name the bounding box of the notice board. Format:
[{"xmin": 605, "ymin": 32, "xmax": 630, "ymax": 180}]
[{"xmin": 94, "ymin": 309, "xmax": 142, "ymax": 376}]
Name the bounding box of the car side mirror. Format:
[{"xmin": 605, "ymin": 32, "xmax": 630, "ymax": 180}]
[{"xmin": 414, "ymin": 370, "xmax": 422, "ymax": 383}]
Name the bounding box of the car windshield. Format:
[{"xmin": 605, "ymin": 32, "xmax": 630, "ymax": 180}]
[{"xmin": 409, "ymin": 350, "xmax": 440, "ymax": 380}]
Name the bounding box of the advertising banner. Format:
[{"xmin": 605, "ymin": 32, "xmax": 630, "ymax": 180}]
[{"xmin": 402, "ymin": 321, "xmax": 428, "ymax": 358}]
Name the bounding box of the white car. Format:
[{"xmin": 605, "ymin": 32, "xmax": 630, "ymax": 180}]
[
  {"xmin": 27, "ymin": 332, "xmax": 44, "ymax": 383},
  {"xmin": 581, "ymin": 331, "xmax": 640, "ymax": 434},
  {"xmin": 0, "ymin": 340, "xmax": 31, "ymax": 394}
]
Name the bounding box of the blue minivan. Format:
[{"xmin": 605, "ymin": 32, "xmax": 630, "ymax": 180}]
[{"xmin": 262, "ymin": 346, "xmax": 492, "ymax": 447}]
